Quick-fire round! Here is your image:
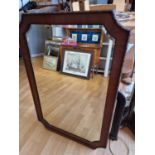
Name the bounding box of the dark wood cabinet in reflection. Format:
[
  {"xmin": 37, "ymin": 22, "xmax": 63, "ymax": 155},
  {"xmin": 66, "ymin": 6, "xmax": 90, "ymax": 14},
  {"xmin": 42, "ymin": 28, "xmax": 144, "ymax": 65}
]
[{"xmin": 60, "ymin": 27, "xmax": 104, "ymax": 67}]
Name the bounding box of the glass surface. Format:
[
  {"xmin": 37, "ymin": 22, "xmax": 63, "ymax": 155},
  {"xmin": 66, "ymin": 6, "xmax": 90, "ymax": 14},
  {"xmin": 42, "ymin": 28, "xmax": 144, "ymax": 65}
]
[
  {"xmin": 26, "ymin": 24, "xmax": 115, "ymax": 141},
  {"xmin": 89, "ymin": 0, "xmax": 108, "ymax": 5}
]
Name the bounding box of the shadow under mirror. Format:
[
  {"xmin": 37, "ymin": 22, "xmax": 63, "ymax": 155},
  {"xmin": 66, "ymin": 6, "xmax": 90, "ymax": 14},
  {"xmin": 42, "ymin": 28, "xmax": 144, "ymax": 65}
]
[{"xmin": 26, "ymin": 24, "xmax": 115, "ymax": 142}]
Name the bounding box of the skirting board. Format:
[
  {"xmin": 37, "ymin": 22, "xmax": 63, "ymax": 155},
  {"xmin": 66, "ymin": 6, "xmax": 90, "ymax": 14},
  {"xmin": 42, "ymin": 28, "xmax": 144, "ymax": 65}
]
[{"xmin": 30, "ymin": 52, "xmax": 44, "ymax": 58}]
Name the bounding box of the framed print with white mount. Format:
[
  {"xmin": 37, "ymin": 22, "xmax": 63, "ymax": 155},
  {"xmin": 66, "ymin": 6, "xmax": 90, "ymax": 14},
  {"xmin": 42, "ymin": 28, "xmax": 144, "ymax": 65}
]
[{"xmin": 61, "ymin": 48, "xmax": 93, "ymax": 79}]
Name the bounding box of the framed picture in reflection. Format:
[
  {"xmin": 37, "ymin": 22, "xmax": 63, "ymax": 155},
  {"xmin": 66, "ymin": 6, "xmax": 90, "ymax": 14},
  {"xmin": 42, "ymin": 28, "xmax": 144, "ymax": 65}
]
[
  {"xmin": 43, "ymin": 55, "xmax": 58, "ymax": 71},
  {"xmin": 44, "ymin": 40, "xmax": 60, "ymax": 57},
  {"xmin": 61, "ymin": 49, "xmax": 93, "ymax": 79}
]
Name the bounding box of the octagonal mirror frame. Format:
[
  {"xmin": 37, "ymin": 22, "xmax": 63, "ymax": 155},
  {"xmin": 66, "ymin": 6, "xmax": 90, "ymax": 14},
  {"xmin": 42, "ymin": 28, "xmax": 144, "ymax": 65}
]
[{"xmin": 19, "ymin": 11, "xmax": 129, "ymax": 149}]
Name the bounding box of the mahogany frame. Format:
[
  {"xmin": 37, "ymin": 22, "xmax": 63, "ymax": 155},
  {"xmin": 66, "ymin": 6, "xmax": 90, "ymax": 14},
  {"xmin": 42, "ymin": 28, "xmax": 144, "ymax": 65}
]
[{"xmin": 19, "ymin": 11, "xmax": 129, "ymax": 149}]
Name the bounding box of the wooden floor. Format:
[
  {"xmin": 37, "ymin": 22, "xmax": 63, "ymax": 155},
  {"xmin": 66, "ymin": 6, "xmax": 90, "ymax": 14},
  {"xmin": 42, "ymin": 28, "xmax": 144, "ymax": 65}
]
[
  {"xmin": 31, "ymin": 57, "xmax": 109, "ymax": 141},
  {"xmin": 19, "ymin": 58, "xmax": 135, "ymax": 155}
]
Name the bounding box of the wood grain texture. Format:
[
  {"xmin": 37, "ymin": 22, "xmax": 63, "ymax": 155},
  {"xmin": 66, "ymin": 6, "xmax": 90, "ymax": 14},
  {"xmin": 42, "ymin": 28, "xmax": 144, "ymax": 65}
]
[
  {"xmin": 19, "ymin": 11, "xmax": 129, "ymax": 148},
  {"xmin": 90, "ymin": 4, "xmax": 116, "ymax": 11},
  {"xmin": 31, "ymin": 56, "xmax": 109, "ymax": 141},
  {"xmin": 20, "ymin": 58, "xmax": 135, "ymax": 155}
]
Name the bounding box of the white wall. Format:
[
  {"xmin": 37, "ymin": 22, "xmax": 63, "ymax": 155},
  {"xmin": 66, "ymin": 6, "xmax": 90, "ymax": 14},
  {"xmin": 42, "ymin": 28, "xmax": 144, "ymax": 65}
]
[
  {"xmin": 19, "ymin": 0, "xmax": 29, "ymax": 9},
  {"xmin": 52, "ymin": 0, "xmax": 59, "ymax": 4},
  {"xmin": 19, "ymin": 0, "xmax": 22, "ymax": 9},
  {"xmin": 26, "ymin": 25, "xmax": 52, "ymax": 57}
]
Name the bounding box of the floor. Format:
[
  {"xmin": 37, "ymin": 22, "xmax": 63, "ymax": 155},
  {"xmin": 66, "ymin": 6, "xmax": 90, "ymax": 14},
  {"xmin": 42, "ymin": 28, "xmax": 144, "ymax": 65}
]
[
  {"xmin": 19, "ymin": 58, "xmax": 135, "ymax": 155},
  {"xmin": 32, "ymin": 57, "xmax": 109, "ymax": 141}
]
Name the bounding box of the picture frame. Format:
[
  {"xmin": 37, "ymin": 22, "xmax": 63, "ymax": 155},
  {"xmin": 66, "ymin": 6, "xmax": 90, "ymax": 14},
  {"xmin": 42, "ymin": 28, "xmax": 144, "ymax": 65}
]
[
  {"xmin": 68, "ymin": 29, "xmax": 102, "ymax": 44},
  {"xmin": 71, "ymin": 33, "xmax": 77, "ymax": 41},
  {"xmin": 44, "ymin": 40, "xmax": 60, "ymax": 57},
  {"xmin": 92, "ymin": 34, "xmax": 99, "ymax": 42},
  {"xmin": 61, "ymin": 49, "xmax": 93, "ymax": 79},
  {"xmin": 43, "ymin": 55, "xmax": 58, "ymax": 71},
  {"xmin": 43, "ymin": 40, "xmax": 61, "ymax": 71},
  {"xmin": 81, "ymin": 34, "xmax": 88, "ymax": 41},
  {"xmin": 20, "ymin": 11, "xmax": 129, "ymax": 149}
]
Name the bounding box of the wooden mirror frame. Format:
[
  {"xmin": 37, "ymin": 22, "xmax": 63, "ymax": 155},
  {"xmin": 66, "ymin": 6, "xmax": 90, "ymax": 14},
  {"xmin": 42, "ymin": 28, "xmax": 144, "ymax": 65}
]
[{"xmin": 19, "ymin": 11, "xmax": 129, "ymax": 149}]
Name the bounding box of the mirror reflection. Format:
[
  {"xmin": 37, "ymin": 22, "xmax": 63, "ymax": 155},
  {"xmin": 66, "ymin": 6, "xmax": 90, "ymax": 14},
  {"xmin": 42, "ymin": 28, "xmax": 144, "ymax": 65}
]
[{"xmin": 26, "ymin": 24, "xmax": 115, "ymax": 141}]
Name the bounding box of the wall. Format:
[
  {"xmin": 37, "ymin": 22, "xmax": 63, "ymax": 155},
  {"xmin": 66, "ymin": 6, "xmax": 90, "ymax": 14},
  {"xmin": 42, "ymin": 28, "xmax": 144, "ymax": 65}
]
[
  {"xmin": 89, "ymin": 0, "xmax": 108, "ymax": 4},
  {"xmin": 97, "ymin": 0, "xmax": 108, "ymax": 4},
  {"xmin": 19, "ymin": 0, "xmax": 29, "ymax": 9},
  {"xmin": 26, "ymin": 25, "xmax": 51, "ymax": 57},
  {"xmin": 19, "ymin": 0, "xmax": 22, "ymax": 9}
]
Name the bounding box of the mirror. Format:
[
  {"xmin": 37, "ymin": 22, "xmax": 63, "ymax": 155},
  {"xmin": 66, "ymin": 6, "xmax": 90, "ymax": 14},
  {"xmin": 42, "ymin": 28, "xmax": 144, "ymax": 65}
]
[
  {"xmin": 20, "ymin": 12, "xmax": 129, "ymax": 148},
  {"xmin": 27, "ymin": 24, "xmax": 115, "ymax": 142}
]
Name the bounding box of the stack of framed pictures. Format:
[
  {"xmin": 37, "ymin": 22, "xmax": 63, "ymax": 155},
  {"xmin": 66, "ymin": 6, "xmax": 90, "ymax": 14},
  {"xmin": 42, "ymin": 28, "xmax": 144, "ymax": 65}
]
[{"xmin": 42, "ymin": 40, "xmax": 61, "ymax": 71}]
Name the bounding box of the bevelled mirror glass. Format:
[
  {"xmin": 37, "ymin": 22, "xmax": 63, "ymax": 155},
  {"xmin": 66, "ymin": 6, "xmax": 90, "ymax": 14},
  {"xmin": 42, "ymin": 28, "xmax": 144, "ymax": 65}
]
[
  {"xmin": 27, "ymin": 24, "xmax": 115, "ymax": 142},
  {"xmin": 20, "ymin": 12, "xmax": 129, "ymax": 148}
]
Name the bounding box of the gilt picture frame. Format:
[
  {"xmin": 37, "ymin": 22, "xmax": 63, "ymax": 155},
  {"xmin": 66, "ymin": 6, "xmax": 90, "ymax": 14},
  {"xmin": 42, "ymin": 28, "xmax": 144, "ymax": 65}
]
[{"xmin": 43, "ymin": 55, "xmax": 58, "ymax": 71}]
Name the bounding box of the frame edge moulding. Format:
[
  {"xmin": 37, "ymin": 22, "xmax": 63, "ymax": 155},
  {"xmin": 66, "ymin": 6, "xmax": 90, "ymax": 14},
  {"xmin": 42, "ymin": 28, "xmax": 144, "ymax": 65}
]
[{"xmin": 19, "ymin": 11, "xmax": 129, "ymax": 149}]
